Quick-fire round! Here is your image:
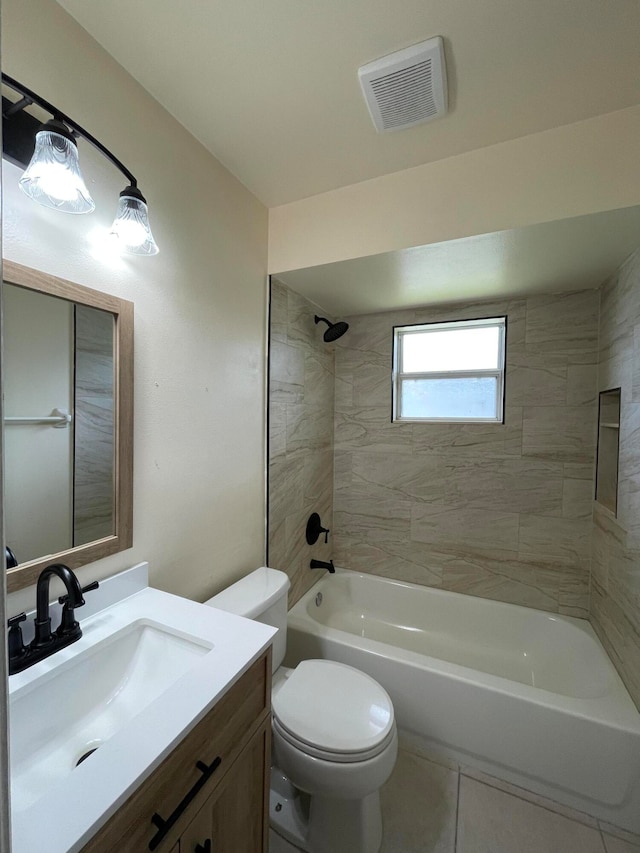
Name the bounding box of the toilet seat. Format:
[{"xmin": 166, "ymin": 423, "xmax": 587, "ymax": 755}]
[{"xmin": 271, "ymin": 659, "xmax": 395, "ymax": 763}]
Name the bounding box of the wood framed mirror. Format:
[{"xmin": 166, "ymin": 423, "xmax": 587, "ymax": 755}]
[{"xmin": 2, "ymin": 260, "xmax": 133, "ymax": 593}]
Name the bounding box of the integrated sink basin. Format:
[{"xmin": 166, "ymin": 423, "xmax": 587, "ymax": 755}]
[
  {"xmin": 10, "ymin": 620, "xmax": 210, "ymax": 813},
  {"xmin": 8, "ymin": 563, "xmax": 276, "ymax": 853}
]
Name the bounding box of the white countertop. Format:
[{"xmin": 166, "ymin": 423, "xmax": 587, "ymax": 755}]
[{"xmin": 9, "ymin": 564, "xmax": 276, "ymax": 853}]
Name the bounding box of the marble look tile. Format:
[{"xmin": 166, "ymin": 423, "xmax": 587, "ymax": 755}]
[
  {"xmin": 525, "ymin": 290, "xmax": 599, "ymax": 354},
  {"xmin": 591, "ymin": 582, "xmax": 640, "ymax": 709},
  {"xmin": 334, "ymin": 495, "xmax": 412, "ymax": 541},
  {"xmin": 286, "ymin": 404, "xmax": 334, "ymax": 452},
  {"xmin": 598, "ymin": 355, "xmax": 632, "ymax": 406},
  {"xmin": 270, "ymin": 379, "xmax": 304, "ymax": 405},
  {"xmin": 350, "ymin": 451, "xmax": 445, "ymax": 503},
  {"xmin": 345, "ymin": 538, "xmax": 443, "ymax": 587},
  {"xmin": 412, "ymin": 298, "xmax": 526, "ymax": 346},
  {"xmin": 303, "ymin": 449, "xmax": 333, "ymax": 506},
  {"xmin": 334, "ymin": 408, "xmax": 413, "ymax": 453},
  {"xmin": 75, "ymin": 304, "xmax": 113, "ymax": 355},
  {"xmin": 269, "ymin": 279, "xmax": 288, "ymax": 343},
  {"xmin": 518, "ymin": 514, "xmax": 591, "ymax": 560},
  {"xmin": 634, "ymin": 324, "xmax": 640, "ymax": 403},
  {"xmin": 303, "ymin": 354, "xmax": 335, "ymax": 411},
  {"xmin": 340, "ymin": 312, "xmax": 395, "ymax": 358},
  {"xmin": 334, "ymin": 373, "xmax": 354, "ymax": 411},
  {"xmin": 456, "ymin": 776, "xmax": 606, "ymax": 853},
  {"xmin": 270, "ymin": 340, "xmax": 305, "ymax": 386},
  {"xmin": 75, "ymin": 350, "xmax": 114, "ymax": 397},
  {"xmin": 438, "ymin": 549, "xmax": 561, "ymax": 611},
  {"xmin": 269, "ymin": 402, "xmax": 287, "ymax": 459},
  {"xmin": 412, "ymin": 407, "xmax": 523, "ymax": 457},
  {"xmin": 506, "ymin": 351, "xmax": 567, "ymax": 407},
  {"xmin": 603, "ymin": 834, "xmax": 640, "ymax": 853},
  {"xmin": 522, "ymin": 405, "xmax": 596, "ymax": 463},
  {"xmin": 567, "ymin": 363, "xmax": 598, "ymax": 406},
  {"xmin": 442, "ymin": 457, "xmax": 563, "ymax": 515},
  {"xmin": 269, "ymin": 455, "xmax": 304, "ymax": 525},
  {"xmin": 558, "ymin": 564, "xmax": 590, "ymax": 617},
  {"xmin": 562, "ymin": 476, "xmax": 594, "ymax": 519},
  {"xmin": 565, "ymin": 461, "xmax": 595, "ymax": 480},
  {"xmin": 286, "ymin": 288, "xmax": 325, "ymax": 347},
  {"xmin": 410, "ymin": 505, "xmax": 520, "ymax": 553},
  {"xmin": 380, "ymin": 750, "xmax": 457, "ymax": 853}
]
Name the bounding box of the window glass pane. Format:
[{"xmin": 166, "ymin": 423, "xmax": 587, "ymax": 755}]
[
  {"xmin": 402, "ymin": 325, "xmax": 501, "ymax": 372},
  {"xmin": 400, "ymin": 377, "xmax": 498, "ymax": 420}
]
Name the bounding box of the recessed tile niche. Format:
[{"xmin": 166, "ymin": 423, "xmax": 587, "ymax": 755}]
[{"xmin": 595, "ymin": 388, "xmax": 621, "ymax": 515}]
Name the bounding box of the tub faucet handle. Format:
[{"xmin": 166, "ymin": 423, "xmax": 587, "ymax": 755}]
[{"xmin": 306, "ymin": 512, "xmax": 330, "ymax": 545}]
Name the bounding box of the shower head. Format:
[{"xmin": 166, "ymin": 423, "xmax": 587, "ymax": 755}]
[{"xmin": 314, "ymin": 315, "xmax": 349, "ymax": 343}]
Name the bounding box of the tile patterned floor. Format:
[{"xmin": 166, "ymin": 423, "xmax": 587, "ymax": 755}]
[{"xmin": 379, "ymin": 748, "xmax": 640, "ymax": 853}]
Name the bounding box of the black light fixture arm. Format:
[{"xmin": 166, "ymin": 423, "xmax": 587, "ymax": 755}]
[{"xmin": 2, "ymin": 73, "xmax": 138, "ymax": 187}]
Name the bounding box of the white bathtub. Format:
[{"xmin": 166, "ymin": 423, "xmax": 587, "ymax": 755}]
[{"xmin": 284, "ymin": 569, "xmax": 640, "ymax": 833}]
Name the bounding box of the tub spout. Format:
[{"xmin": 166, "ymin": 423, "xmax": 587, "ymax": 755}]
[{"xmin": 310, "ymin": 559, "xmax": 335, "ymax": 573}]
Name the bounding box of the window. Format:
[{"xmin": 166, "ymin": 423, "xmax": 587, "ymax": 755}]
[{"xmin": 392, "ymin": 317, "xmax": 506, "ymax": 423}]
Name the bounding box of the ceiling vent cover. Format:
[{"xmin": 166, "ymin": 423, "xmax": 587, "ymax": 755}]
[{"xmin": 358, "ymin": 37, "xmax": 448, "ymax": 133}]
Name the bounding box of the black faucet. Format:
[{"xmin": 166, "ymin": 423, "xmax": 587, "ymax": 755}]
[
  {"xmin": 8, "ymin": 564, "xmax": 98, "ymax": 675},
  {"xmin": 310, "ymin": 559, "xmax": 335, "ymax": 573}
]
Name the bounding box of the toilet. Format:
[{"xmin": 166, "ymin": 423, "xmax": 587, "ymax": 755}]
[{"xmin": 206, "ymin": 567, "xmax": 397, "ymax": 853}]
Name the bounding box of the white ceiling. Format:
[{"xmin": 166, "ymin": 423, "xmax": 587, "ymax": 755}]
[
  {"xmin": 274, "ymin": 206, "xmax": 640, "ymax": 317},
  {"xmin": 56, "ymin": 0, "xmax": 640, "ymax": 207}
]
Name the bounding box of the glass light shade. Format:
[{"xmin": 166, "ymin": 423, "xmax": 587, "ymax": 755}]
[
  {"xmin": 19, "ymin": 121, "xmax": 95, "ymax": 214},
  {"xmin": 110, "ymin": 187, "xmax": 159, "ymax": 256}
]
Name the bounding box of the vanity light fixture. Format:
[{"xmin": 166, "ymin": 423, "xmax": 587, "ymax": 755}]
[{"xmin": 2, "ymin": 74, "xmax": 159, "ymax": 255}]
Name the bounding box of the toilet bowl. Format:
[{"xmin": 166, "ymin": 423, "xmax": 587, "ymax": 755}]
[{"xmin": 206, "ymin": 567, "xmax": 397, "ymax": 853}]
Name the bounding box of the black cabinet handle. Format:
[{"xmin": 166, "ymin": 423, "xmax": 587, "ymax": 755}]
[
  {"xmin": 195, "ymin": 841, "xmax": 212, "ymax": 853},
  {"xmin": 148, "ymin": 757, "xmax": 221, "ymax": 850}
]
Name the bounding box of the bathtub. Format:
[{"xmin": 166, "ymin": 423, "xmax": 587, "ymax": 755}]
[{"xmin": 284, "ymin": 569, "xmax": 640, "ymax": 833}]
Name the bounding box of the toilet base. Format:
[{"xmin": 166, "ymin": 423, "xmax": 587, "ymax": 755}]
[{"xmin": 270, "ymin": 765, "xmax": 383, "ymax": 853}]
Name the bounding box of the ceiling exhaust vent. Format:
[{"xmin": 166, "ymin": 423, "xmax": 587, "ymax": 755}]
[{"xmin": 358, "ymin": 37, "xmax": 448, "ymax": 133}]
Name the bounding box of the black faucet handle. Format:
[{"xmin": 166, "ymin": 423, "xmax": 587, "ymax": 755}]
[
  {"xmin": 8, "ymin": 612, "xmax": 27, "ymax": 662},
  {"xmin": 8, "ymin": 612, "xmax": 26, "ymax": 628},
  {"xmin": 58, "ymin": 580, "xmax": 99, "ymax": 606},
  {"xmin": 57, "ymin": 581, "xmax": 99, "ymax": 639}
]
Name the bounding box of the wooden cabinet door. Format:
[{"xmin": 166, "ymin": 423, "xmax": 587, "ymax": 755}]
[
  {"xmin": 210, "ymin": 718, "xmax": 270, "ymax": 853},
  {"xmin": 179, "ymin": 797, "xmax": 213, "ymax": 853},
  {"xmin": 179, "ymin": 717, "xmax": 270, "ymax": 853}
]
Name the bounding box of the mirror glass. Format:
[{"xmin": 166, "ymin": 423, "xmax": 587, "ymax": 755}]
[
  {"xmin": 3, "ymin": 284, "xmax": 115, "ymax": 563},
  {"xmin": 1, "ymin": 260, "xmax": 133, "ymax": 593}
]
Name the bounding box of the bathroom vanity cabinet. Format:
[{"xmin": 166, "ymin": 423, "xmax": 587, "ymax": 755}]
[{"xmin": 81, "ymin": 650, "xmax": 271, "ymax": 853}]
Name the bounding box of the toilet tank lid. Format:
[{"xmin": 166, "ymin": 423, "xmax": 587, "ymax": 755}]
[{"xmin": 205, "ymin": 566, "xmax": 290, "ymax": 618}]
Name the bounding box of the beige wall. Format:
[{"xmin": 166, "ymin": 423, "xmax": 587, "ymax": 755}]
[
  {"xmin": 268, "ymin": 106, "xmax": 640, "ymax": 275},
  {"xmin": 332, "ymin": 292, "xmax": 599, "ymax": 616},
  {"xmin": 591, "ymin": 247, "xmax": 640, "ymax": 707},
  {"xmin": 3, "ymin": 0, "xmax": 268, "ymax": 611},
  {"xmin": 269, "ymin": 280, "xmax": 335, "ymax": 606}
]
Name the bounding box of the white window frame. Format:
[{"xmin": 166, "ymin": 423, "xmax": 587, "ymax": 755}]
[{"xmin": 392, "ymin": 316, "xmax": 506, "ymax": 424}]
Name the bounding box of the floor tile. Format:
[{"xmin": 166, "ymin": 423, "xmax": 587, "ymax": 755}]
[
  {"xmin": 603, "ymin": 835, "xmax": 640, "ymax": 853},
  {"xmin": 600, "ymin": 824, "xmax": 640, "ymax": 848},
  {"xmin": 380, "ymin": 750, "xmax": 457, "ymax": 853},
  {"xmin": 456, "ymin": 776, "xmax": 605, "ymax": 853},
  {"xmin": 460, "ymin": 765, "xmax": 598, "ymax": 828}
]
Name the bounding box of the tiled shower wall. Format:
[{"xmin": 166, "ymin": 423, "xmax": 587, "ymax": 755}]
[
  {"xmin": 332, "ymin": 292, "xmax": 599, "ymax": 616},
  {"xmin": 269, "ymin": 280, "xmax": 335, "ymax": 606},
  {"xmin": 591, "ymin": 247, "xmax": 640, "ymax": 706}
]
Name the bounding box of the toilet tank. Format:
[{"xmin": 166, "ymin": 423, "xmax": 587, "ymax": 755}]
[{"xmin": 205, "ymin": 567, "xmax": 290, "ymax": 671}]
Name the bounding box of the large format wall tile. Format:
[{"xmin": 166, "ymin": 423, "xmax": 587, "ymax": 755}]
[
  {"xmin": 268, "ymin": 280, "xmax": 336, "ymax": 606},
  {"xmin": 332, "ymin": 292, "xmax": 599, "ymax": 616},
  {"xmin": 590, "ymin": 247, "xmax": 640, "ymax": 709}
]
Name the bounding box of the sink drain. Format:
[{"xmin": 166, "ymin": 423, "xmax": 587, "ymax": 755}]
[{"xmin": 75, "ymin": 747, "xmax": 99, "ymax": 767}]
